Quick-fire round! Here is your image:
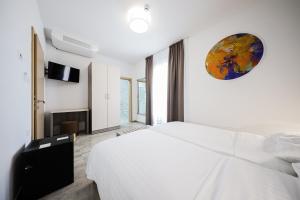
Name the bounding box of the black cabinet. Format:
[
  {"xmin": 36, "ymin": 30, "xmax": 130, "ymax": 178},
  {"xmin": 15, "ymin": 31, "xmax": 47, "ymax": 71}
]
[{"xmin": 20, "ymin": 135, "xmax": 74, "ymax": 200}]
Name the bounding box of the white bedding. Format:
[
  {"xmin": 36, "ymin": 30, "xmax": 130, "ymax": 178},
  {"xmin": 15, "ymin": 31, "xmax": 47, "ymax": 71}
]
[
  {"xmin": 195, "ymin": 157, "xmax": 300, "ymax": 200},
  {"xmin": 150, "ymin": 122, "xmax": 237, "ymax": 155},
  {"xmin": 86, "ymin": 123, "xmax": 300, "ymax": 200},
  {"xmin": 151, "ymin": 122, "xmax": 295, "ymax": 175}
]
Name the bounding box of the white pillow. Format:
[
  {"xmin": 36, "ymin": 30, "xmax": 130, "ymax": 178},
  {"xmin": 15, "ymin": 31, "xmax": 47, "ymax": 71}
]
[
  {"xmin": 292, "ymin": 163, "xmax": 300, "ymax": 177},
  {"xmin": 235, "ymin": 132, "xmax": 296, "ymax": 176},
  {"xmin": 265, "ymin": 134, "xmax": 300, "ymax": 163}
]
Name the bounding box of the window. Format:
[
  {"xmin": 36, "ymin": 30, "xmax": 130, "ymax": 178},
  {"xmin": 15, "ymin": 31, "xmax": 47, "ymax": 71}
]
[
  {"xmin": 152, "ymin": 48, "xmax": 169, "ymax": 125},
  {"xmin": 137, "ymin": 79, "xmax": 146, "ymax": 115}
]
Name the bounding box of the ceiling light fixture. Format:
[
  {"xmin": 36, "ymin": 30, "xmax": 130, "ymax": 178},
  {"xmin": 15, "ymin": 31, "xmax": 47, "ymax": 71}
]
[{"xmin": 128, "ymin": 4, "xmax": 151, "ymax": 34}]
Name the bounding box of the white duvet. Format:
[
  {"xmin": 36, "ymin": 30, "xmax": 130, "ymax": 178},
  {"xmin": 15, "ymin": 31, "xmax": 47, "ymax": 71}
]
[{"xmin": 86, "ymin": 123, "xmax": 300, "ymax": 200}]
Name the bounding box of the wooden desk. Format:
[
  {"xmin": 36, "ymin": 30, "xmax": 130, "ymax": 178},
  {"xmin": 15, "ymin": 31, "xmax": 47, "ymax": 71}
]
[{"xmin": 49, "ymin": 108, "xmax": 90, "ymax": 137}]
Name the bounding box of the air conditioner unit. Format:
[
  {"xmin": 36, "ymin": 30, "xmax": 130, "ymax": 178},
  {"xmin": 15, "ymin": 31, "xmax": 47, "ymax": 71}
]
[{"xmin": 51, "ymin": 31, "xmax": 98, "ymax": 58}]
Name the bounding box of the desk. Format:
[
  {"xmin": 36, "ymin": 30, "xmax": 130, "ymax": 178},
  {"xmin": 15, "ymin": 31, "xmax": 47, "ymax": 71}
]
[{"xmin": 49, "ymin": 108, "xmax": 90, "ymax": 137}]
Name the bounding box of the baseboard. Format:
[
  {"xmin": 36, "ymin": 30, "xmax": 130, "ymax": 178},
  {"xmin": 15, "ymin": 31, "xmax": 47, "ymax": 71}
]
[
  {"xmin": 131, "ymin": 120, "xmax": 146, "ymax": 124},
  {"xmin": 91, "ymin": 126, "xmax": 120, "ymax": 134}
]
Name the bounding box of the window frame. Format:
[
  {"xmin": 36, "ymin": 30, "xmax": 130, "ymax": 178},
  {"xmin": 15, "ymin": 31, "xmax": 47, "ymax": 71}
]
[{"xmin": 137, "ymin": 78, "xmax": 146, "ymax": 116}]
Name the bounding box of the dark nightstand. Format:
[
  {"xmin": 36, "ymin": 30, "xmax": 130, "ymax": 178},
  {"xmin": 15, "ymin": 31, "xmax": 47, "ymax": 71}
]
[{"xmin": 19, "ymin": 135, "xmax": 74, "ymax": 200}]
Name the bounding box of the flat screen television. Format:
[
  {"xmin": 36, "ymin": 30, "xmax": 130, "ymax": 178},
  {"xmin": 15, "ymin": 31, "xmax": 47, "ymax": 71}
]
[{"xmin": 48, "ymin": 61, "xmax": 80, "ymax": 83}]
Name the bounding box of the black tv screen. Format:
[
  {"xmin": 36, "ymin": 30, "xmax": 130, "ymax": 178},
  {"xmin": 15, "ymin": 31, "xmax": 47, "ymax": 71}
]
[{"xmin": 48, "ymin": 61, "xmax": 80, "ymax": 83}]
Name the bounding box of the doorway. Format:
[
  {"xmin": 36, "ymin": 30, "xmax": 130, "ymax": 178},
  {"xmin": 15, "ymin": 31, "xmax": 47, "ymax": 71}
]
[{"xmin": 120, "ymin": 78, "xmax": 132, "ymax": 124}]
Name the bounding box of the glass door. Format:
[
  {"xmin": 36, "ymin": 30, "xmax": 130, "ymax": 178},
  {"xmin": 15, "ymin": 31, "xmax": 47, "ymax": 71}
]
[{"xmin": 120, "ymin": 78, "xmax": 132, "ymax": 124}]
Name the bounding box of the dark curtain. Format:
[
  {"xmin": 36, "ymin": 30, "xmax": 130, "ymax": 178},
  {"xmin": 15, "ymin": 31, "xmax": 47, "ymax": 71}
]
[
  {"xmin": 145, "ymin": 55, "xmax": 153, "ymax": 125},
  {"xmin": 167, "ymin": 40, "xmax": 184, "ymax": 122}
]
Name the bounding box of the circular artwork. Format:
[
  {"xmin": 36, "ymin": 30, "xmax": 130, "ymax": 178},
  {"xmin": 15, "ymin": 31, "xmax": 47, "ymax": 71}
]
[{"xmin": 205, "ymin": 33, "xmax": 264, "ymax": 80}]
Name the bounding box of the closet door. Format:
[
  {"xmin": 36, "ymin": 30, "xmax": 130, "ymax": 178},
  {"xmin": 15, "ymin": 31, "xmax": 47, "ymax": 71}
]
[
  {"xmin": 107, "ymin": 66, "xmax": 120, "ymax": 127},
  {"xmin": 91, "ymin": 64, "xmax": 108, "ymax": 131}
]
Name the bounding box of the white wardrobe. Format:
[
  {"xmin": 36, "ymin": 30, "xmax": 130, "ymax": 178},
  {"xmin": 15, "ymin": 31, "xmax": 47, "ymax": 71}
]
[{"xmin": 88, "ymin": 62, "xmax": 120, "ymax": 132}]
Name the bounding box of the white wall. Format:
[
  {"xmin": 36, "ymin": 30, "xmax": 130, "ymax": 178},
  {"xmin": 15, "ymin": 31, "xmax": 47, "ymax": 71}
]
[
  {"xmin": 185, "ymin": 0, "xmax": 300, "ymax": 130},
  {"xmin": 0, "ymin": 0, "xmax": 46, "ymax": 199},
  {"xmin": 131, "ymin": 0, "xmax": 300, "ymax": 129},
  {"xmin": 45, "ymin": 43, "xmax": 134, "ymax": 112}
]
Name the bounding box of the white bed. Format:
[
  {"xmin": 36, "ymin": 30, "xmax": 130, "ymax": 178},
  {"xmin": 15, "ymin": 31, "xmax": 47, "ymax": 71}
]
[{"xmin": 86, "ymin": 122, "xmax": 300, "ymax": 200}]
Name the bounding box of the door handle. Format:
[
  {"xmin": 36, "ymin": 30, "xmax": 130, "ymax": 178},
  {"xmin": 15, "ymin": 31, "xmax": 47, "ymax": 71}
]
[{"xmin": 36, "ymin": 100, "xmax": 45, "ymax": 104}]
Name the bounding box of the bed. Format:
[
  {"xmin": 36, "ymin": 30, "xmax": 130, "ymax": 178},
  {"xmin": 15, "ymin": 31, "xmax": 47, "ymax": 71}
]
[{"xmin": 86, "ymin": 122, "xmax": 300, "ymax": 200}]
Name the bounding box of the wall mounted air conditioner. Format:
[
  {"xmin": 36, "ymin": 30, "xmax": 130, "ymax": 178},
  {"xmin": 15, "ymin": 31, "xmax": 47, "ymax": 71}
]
[{"xmin": 51, "ymin": 31, "xmax": 98, "ymax": 58}]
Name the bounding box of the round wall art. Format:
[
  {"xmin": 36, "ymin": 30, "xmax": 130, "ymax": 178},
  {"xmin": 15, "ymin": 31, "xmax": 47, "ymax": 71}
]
[{"xmin": 205, "ymin": 33, "xmax": 264, "ymax": 80}]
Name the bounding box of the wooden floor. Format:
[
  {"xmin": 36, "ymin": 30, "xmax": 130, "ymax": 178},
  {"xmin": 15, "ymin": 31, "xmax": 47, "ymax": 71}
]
[{"xmin": 40, "ymin": 122, "xmax": 147, "ymax": 200}]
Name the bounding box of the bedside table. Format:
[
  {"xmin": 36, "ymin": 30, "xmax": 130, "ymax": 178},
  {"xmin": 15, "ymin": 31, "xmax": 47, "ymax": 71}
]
[{"xmin": 20, "ymin": 135, "xmax": 74, "ymax": 199}]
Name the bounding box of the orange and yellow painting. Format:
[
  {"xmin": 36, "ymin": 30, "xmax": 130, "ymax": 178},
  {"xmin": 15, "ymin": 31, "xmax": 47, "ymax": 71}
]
[{"xmin": 205, "ymin": 33, "xmax": 264, "ymax": 80}]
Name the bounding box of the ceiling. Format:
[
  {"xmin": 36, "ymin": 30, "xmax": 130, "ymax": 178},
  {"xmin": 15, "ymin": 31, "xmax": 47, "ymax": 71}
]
[{"xmin": 37, "ymin": 0, "xmax": 256, "ymax": 64}]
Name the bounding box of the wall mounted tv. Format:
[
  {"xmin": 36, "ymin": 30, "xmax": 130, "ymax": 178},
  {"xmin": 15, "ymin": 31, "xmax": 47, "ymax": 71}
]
[{"xmin": 48, "ymin": 61, "xmax": 80, "ymax": 83}]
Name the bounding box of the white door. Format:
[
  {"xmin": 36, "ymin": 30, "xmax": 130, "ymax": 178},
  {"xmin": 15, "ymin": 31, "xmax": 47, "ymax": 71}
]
[
  {"xmin": 107, "ymin": 66, "xmax": 120, "ymax": 127},
  {"xmin": 92, "ymin": 64, "xmax": 108, "ymax": 131}
]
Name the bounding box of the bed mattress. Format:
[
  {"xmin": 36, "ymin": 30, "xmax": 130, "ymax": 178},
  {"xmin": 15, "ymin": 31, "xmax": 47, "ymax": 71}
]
[{"xmin": 86, "ymin": 123, "xmax": 300, "ymax": 200}]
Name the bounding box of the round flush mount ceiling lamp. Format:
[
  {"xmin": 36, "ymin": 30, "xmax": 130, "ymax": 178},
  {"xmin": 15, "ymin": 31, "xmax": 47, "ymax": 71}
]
[{"xmin": 128, "ymin": 5, "xmax": 151, "ymax": 33}]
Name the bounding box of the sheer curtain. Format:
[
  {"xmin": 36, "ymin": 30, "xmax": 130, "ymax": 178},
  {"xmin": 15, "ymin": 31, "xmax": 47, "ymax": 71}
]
[{"xmin": 152, "ymin": 49, "xmax": 169, "ymax": 125}]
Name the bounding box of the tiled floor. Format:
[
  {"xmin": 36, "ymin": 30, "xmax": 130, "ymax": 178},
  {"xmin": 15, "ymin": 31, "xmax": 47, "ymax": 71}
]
[{"xmin": 40, "ymin": 122, "xmax": 147, "ymax": 200}]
